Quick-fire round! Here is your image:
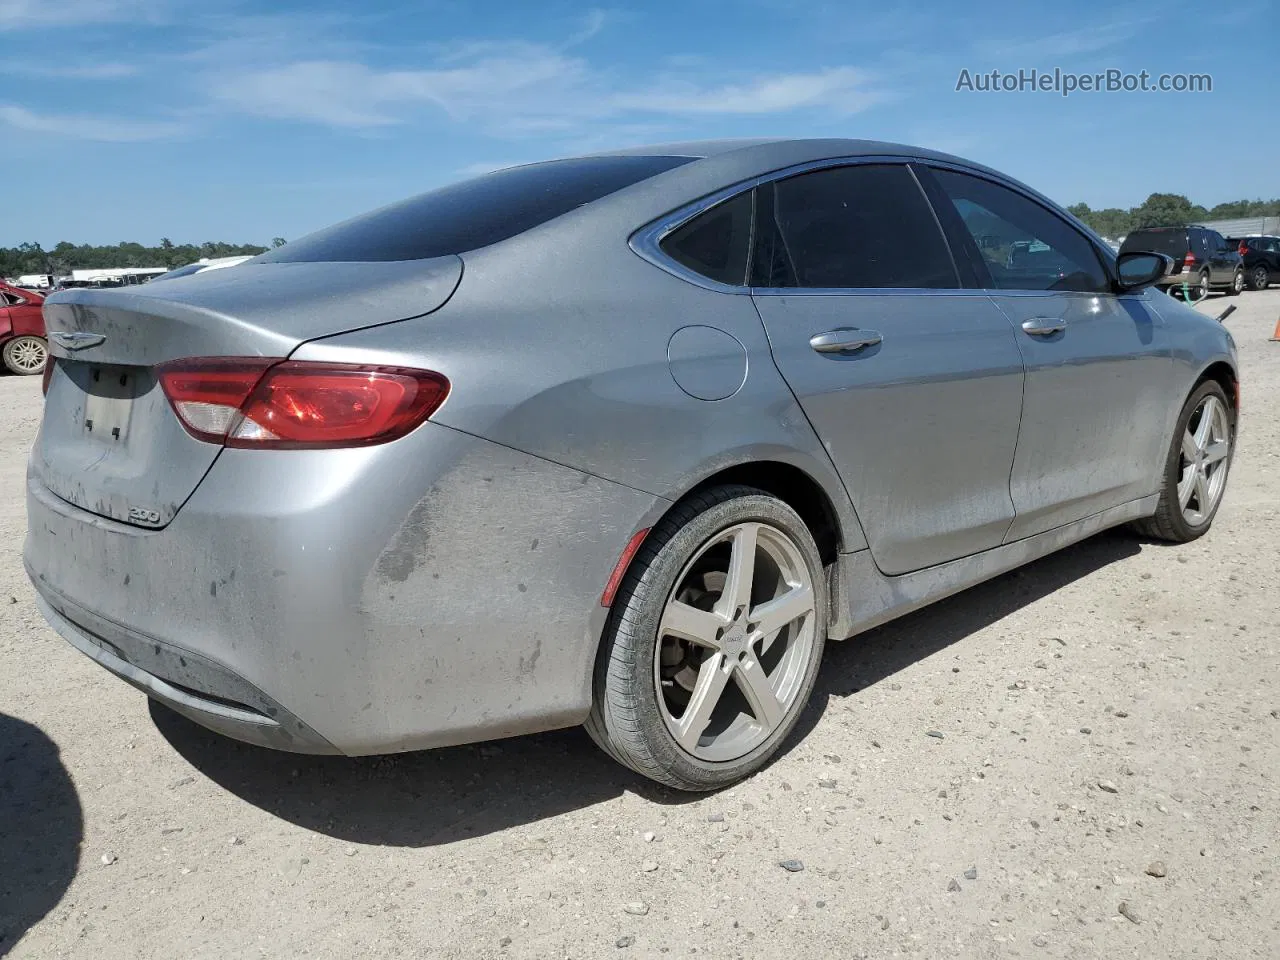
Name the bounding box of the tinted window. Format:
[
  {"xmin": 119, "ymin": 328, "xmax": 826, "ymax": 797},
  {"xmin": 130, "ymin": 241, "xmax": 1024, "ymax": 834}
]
[
  {"xmin": 934, "ymin": 169, "xmax": 1109, "ymax": 293},
  {"xmin": 660, "ymin": 190, "xmax": 753, "ymax": 285},
  {"xmin": 259, "ymin": 155, "xmax": 696, "ymax": 263},
  {"xmin": 750, "ymin": 164, "xmax": 958, "ymax": 289},
  {"xmin": 1121, "ymin": 229, "xmax": 1188, "ymax": 258}
]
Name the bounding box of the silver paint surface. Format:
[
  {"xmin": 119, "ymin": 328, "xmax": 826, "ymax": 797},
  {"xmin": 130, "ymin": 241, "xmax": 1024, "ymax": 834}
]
[{"xmin": 25, "ymin": 138, "xmax": 1238, "ymax": 755}]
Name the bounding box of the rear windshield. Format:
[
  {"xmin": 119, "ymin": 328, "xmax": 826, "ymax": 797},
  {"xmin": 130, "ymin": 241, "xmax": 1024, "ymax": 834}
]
[
  {"xmin": 258, "ymin": 155, "xmax": 696, "ymax": 263},
  {"xmin": 1120, "ymin": 229, "xmax": 1187, "ymax": 257}
]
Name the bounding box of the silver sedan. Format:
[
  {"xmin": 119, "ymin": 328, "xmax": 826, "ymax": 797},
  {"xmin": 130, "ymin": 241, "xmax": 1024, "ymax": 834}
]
[{"xmin": 26, "ymin": 139, "xmax": 1237, "ymax": 790}]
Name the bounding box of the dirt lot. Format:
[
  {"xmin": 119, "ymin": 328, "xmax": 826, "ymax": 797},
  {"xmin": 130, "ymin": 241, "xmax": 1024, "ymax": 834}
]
[{"xmin": 2, "ymin": 291, "xmax": 1278, "ymax": 960}]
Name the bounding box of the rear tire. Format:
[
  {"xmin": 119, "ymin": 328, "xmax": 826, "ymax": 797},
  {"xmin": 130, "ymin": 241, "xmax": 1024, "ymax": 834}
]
[
  {"xmin": 2, "ymin": 335, "xmax": 48, "ymax": 375},
  {"xmin": 1133, "ymin": 380, "xmax": 1234, "ymax": 543},
  {"xmin": 586, "ymin": 486, "xmax": 827, "ymax": 791},
  {"xmin": 1250, "ymin": 265, "xmax": 1270, "ymax": 291}
]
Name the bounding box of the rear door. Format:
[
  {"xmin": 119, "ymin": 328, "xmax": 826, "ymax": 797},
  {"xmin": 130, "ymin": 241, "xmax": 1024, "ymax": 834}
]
[
  {"xmin": 1204, "ymin": 230, "xmax": 1234, "ymax": 284},
  {"xmin": 749, "ymin": 161, "xmax": 1025, "ymax": 575},
  {"xmin": 924, "ymin": 165, "xmax": 1171, "ymax": 541}
]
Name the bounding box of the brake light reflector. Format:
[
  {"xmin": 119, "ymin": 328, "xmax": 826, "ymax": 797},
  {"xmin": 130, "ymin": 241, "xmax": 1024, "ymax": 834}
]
[
  {"xmin": 601, "ymin": 528, "xmax": 650, "ymax": 607},
  {"xmin": 157, "ymin": 358, "xmax": 449, "ymax": 448}
]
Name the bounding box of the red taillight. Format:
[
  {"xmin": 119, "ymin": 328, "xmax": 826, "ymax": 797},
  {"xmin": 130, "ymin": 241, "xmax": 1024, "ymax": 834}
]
[
  {"xmin": 1184, "ymin": 252, "xmax": 1197, "ymax": 266},
  {"xmin": 1238, "ymin": 242, "xmax": 1248, "ymax": 256},
  {"xmin": 157, "ymin": 358, "xmax": 449, "ymax": 449},
  {"xmin": 42, "ymin": 359, "xmax": 54, "ymax": 396}
]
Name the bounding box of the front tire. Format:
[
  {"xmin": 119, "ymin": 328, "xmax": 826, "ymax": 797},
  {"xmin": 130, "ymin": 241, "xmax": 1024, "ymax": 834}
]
[
  {"xmin": 1133, "ymin": 381, "xmax": 1234, "ymax": 543},
  {"xmin": 586, "ymin": 486, "xmax": 827, "ymax": 791},
  {"xmin": 1226, "ymin": 269, "xmax": 1244, "ymax": 296},
  {"xmin": 2, "ymin": 335, "xmax": 48, "ymax": 375}
]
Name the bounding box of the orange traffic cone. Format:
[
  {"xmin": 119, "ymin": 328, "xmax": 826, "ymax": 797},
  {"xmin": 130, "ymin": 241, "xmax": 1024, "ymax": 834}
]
[{"xmin": 1271, "ymin": 315, "xmax": 1280, "ymax": 342}]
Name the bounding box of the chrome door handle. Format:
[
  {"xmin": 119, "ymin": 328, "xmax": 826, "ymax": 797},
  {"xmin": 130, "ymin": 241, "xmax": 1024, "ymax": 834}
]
[
  {"xmin": 1021, "ymin": 318, "xmax": 1066, "ymax": 336},
  {"xmin": 809, "ymin": 329, "xmax": 883, "ymax": 354}
]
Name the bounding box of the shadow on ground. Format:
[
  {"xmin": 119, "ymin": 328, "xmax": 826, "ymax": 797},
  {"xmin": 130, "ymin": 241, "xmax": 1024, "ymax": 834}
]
[
  {"xmin": 154, "ymin": 530, "xmax": 1141, "ymax": 848},
  {"xmin": 0, "ymin": 714, "xmax": 82, "ymax": 957}
]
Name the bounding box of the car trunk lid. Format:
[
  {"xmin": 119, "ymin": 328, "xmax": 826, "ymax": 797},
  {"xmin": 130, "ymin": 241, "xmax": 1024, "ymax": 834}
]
[{"xmin": 34, "ymin": 257, "xmax": 462, "ymax": 527}]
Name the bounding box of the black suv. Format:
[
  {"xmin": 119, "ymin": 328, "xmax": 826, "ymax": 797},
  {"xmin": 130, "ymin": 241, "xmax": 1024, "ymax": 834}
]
[
  {"xmin": 1120, "ymin": 225, "xmax": 1245, "ymax": 298},
  {"xmin": 1226, "ymin": 235, "xmax": 1280, "ymax": 291}
]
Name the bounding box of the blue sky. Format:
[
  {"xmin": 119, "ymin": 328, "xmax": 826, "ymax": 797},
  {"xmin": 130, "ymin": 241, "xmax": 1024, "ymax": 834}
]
[{"xmin": 1, "ymin": 0, "xmax": 1274, "ymax": 247}]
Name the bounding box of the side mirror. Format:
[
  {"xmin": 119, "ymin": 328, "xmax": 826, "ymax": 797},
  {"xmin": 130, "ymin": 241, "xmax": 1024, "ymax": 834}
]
[{"xmin": 1115, "ymin": 251, "xmax": 1173, "ymax": 291}]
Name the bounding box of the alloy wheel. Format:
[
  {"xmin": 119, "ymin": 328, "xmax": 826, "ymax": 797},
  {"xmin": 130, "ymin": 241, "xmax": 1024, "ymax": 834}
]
[
  {"xmin": 653, "ymin": 521, "xmax": 817, "ymax": 762},
  {"xmin": 1178, "ymin": 394, "xmax": 1231, "ymax": 526},
  {"xmin": 1253, "ymin": 266, "xmax": 1269, "ymax": 290},
  {"xmin": 6, "ymin": 336, "xmax": 47, "ymax": 373},
  {"xmin": 1233, "ymin": 271, "xmax": 1244, "ymax": 293}
]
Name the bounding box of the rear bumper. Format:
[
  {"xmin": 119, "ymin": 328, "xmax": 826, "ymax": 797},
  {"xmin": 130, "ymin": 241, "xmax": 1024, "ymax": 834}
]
[
  {"xmin": 32, "ymin": 586, "xmax": 338, "ymax": 753},
  {"xmin": 24, "ymin": 419, "xmax": 663, "ymax": 755},
  {"xmin": 1151, "ymin": 268, "xmax": 1197, "ymax": 288}
]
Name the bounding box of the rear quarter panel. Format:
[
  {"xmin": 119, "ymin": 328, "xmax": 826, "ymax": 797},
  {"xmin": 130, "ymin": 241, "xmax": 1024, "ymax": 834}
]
[
  {"xmin": 11, "ymin": 302, "xmax": 46, "ymax": 337},
  {"xmin": 292, "ymin": 201, "xmax": 868, "ymax": 553}
]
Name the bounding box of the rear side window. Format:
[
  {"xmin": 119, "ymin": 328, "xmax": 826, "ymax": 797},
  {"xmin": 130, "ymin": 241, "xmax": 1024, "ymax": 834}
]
[
  {"xmin": 751, "ymin": 164, "xmax": 958, "ymax": 289},
  {"xmin": 259, "ymin": 155, "xmax": 696, "ymax": 263},
  {"xmin": 1121, "ymin": 230, "xmax": 1187, "ymax": 258},
  {"xmin": 660, "ymin": 190, "xmax": 753, "ymax": 286}
]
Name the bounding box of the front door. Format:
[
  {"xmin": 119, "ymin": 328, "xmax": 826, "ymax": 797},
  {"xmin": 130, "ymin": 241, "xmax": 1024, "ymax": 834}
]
[
  {"xmin": 749, "ymin": 162, "xmax": 1025, "ymax": 575},
  {"xmin": 925, "ymin": 166, "xmax": 1172, "ymax": 541}
]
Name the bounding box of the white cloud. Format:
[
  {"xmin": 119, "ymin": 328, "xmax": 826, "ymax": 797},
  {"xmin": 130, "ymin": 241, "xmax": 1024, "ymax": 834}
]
[
  {"xmin": 565, "ymin": 8, "xmax": 610, "ymax": 48},
  {"xmin": 981, "ymin": 16, "xmax": 1154, "ymax": 62},
  {"xmin": 0, "ymin": 0, "xmax": 153, "ymax": 29},
  {"xmin": 0, "ymin": 104, "xmax": 186, "ymax": 141},
  {"xmin": 209, "ymin": 46, "xmax": 883, "ymax": 136},
  {"xmin": 612, "ymin": 67, "xmax": 880, "ymax": 115},
  {"xmin": 1, "ymin": 61, "xmax": 138, "ymax": 78},
  {"xmin": 212, "ymin": 50, "xmax": 595, "ymax": 130}
]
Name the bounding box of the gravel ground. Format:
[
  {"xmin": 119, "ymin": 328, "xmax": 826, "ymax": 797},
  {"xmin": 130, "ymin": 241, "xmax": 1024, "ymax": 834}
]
[{"xmin": 2, "ymin": 291, "xmax": 1278, "ymax": 960}]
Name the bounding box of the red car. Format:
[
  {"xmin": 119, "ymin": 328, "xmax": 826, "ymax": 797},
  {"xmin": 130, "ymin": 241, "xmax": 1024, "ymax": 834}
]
[{"xmin": 0, "ymin": 282, "xmax": 47, "ymax": 375}]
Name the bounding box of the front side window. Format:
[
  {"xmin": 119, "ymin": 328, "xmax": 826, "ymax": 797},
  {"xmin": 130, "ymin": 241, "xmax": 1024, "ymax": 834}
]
[
  {"xmin": 751, "ymin": 164, "xmax": 958, "ymax": 289},
  {"xmin": 660, "ymin": 190, "xmax": 753, "ymax": 286},
  {"xmin": 932, "ymin": 169, "xmax": 1110, "ymax": 293}
]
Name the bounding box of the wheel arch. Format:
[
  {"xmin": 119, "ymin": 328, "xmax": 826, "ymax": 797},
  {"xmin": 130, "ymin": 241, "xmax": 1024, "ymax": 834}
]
[
  {"xmin": 1194, "ymin": 360, "xmax": 1239, "ymax": 413},
  {"xmin": 676, "ymin": 460, "xmax": 847, "ymax": 566}
]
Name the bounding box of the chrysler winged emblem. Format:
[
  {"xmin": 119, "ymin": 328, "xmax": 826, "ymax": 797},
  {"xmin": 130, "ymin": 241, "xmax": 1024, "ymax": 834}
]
[{"xmin": 50, "ymin": 331, "xmax": 106, "ymax": 351}]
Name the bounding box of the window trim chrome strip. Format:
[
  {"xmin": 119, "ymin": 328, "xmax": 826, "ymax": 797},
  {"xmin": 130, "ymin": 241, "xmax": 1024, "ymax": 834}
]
[{"xmin": 629, "ymin": 152, "xmax": 1119, "ymax": 297}]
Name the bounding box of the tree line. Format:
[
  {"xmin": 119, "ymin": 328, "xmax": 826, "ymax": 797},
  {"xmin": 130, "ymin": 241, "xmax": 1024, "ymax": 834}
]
[
  {"xmin": 1067, "ymin": 195, "xmax": 1280, "ymax": 239},
  {"xmin": 5, "ymin": 193, "xmax": 1280, "ymax": 278},
  {"xmin": 1, "ymin": 238, "xmax": 286, "ymax": 278}
]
